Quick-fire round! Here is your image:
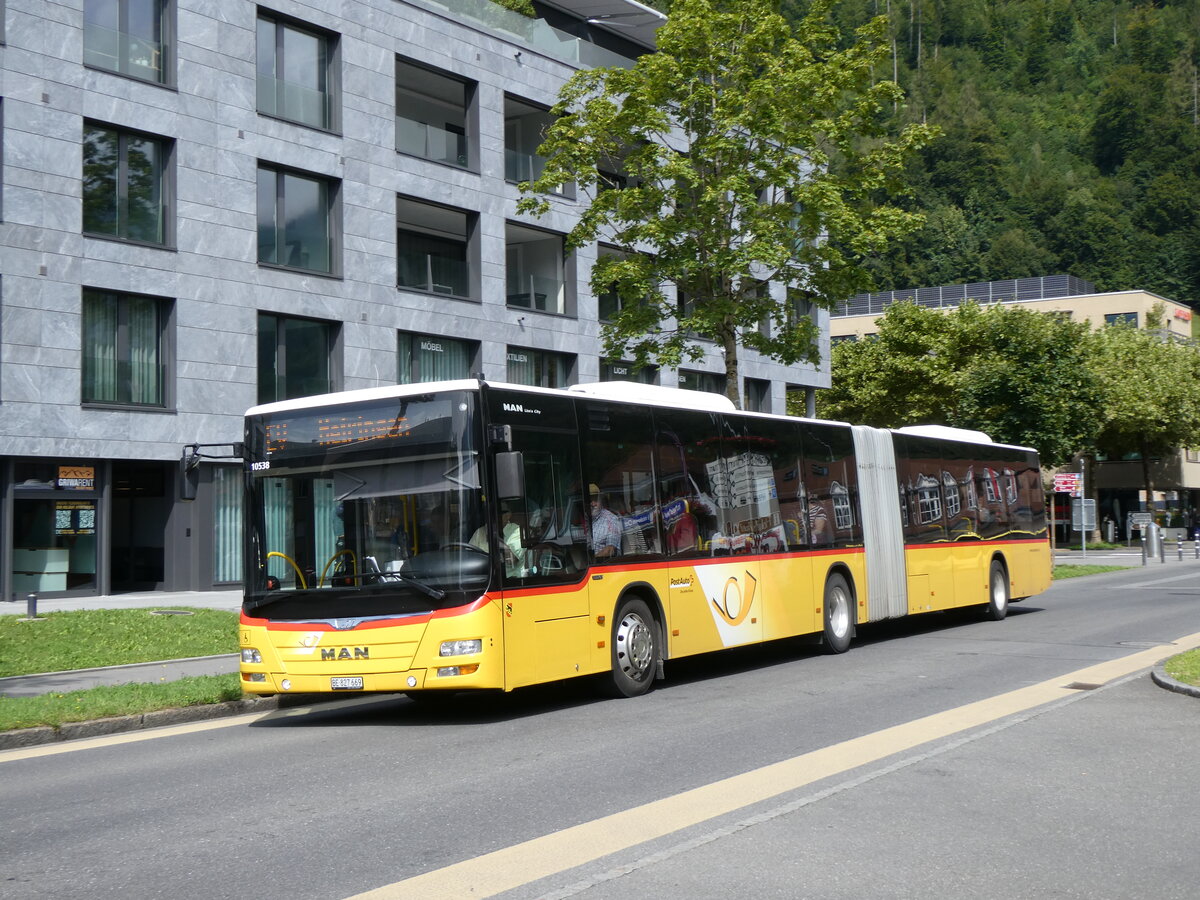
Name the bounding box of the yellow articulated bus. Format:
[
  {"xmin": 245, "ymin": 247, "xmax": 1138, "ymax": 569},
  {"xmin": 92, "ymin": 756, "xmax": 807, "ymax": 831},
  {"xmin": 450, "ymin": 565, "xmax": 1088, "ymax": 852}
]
[{"xmin": 238, "ymin": 379, "xmax": 1051, "ymax": 699}]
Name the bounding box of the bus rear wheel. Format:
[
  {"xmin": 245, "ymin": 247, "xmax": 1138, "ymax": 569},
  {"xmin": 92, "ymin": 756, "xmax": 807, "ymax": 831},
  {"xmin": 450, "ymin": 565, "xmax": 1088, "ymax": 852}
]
[
  {"xmin": 607, "ymin": 598, "xmax": 659, "ymax": 698},
  {"xmin": 822, "ymin": 573, "xmax": 854, "ymax": 654},
  {"xmin": 985, "ymin": 560, "xmax": 1009, "ymax": 621}
]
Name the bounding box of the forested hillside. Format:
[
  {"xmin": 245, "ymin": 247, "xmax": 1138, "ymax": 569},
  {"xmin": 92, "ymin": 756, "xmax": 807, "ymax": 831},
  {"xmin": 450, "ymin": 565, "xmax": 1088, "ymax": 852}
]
[{"xmin": 783, "ymin": 0, "xmax": 1200, "ymax": 307}]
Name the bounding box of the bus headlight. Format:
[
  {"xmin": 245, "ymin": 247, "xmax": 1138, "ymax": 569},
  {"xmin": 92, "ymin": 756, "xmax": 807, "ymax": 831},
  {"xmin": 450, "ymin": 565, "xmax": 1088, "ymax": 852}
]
[
  {"xmin": 241, "ymin": 648, "xmax": 263, "ymax": 664},
  {"xmin": 440, "ymin": 639, "xmax": 482, "ymax": 657}
]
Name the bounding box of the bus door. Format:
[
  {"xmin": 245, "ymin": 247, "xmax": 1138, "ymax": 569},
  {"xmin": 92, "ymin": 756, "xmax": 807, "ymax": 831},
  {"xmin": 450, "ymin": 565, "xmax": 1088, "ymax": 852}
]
[
  {"xmin": 656, "ymin": 409, "xmax": 763, "ymax": 656},
  {"xmin": 487, "ymin": 390, "xmax": 592, "ymax": 688}
]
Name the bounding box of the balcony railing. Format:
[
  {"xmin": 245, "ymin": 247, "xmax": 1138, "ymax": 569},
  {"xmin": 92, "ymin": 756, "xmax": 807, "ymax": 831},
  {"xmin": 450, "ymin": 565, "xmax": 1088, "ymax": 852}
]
[
  {"xmin": 396, "ymin": 115, "xmax": 468, "ymax": 167},
  {"xmin": 257, "ymin": 75, "xmax": 331, "ymax": 130},
  {"xmin": 507, "ymin": 274, "xmax": 564, "ymax": 314},
  {"xmin": 398, "ymin": 253, "xmax": 469, "ymax": 297}
]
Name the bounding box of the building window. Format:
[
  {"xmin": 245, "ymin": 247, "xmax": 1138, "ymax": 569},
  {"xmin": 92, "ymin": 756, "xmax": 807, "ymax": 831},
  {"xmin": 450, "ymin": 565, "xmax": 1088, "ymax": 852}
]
[
  {"xmin": 916, "ymin": 474, "xmax": 943, "ymax": 524},
  {"xmin": 83, "ymin": 123, "xmax": 169, "ymax": 245},
  {"xmin": 81, "ymin": 288, "xmax": 170, "ymax": 407},
  {"xmin": 679, "ymin": 369, "xmax": 726, "ymax": 395},
  {"xmin": 506, "ymin": 223, "xmax": 570, "ymax": 315},
  {"xmin": 212, "ymin": 466, "xmax": 243, "ymax": 584},
  {"xmin": 507, "ymin": 346, "xmax": 572, "ymax": 388},
  {"xmin": 256, "ymin": 13, "xmax": 337, "ymax": 130},
  {"xmin": 601, "ymin": 361, "xmax": 656, "ymax": 384},
  {"xmin": 831, "ymin": 482, "xmax": 854, "ymax": 530},
  {"xmin": 943, "ymin": 471, "xmax": 961, "ymax": 518},
  {"xmin": 504, "ymin": 95, "xmax": 571, "ymax": 197},
  {"xmin": 398, "ymin": 332, "xmax": 477, "ymax": 383},
  {"xmin": 257, "ymin": 164, "xmax": 337, "ymax": 274},
  {"xmin": 396, "ymin": 58, "xmax": 473, "ymax": 168},
  {"xmin": 1104, "ymin": 312, "xmax": 1138, "ymax": 327},
  {"xmin": 84, "ymin": 0, "xmax": 169, "ymax": 84},
  {"xmin": 745, "ymin": 377, "xmax": 770, "ymax": 412},
  {"xmin": 257, "ymin": 313, "xmax": 337, "ymax": 403},
  {"xmin": 397, "ymin": 196, "xmax": 474, "ymax": 298},
  {"xmin": 596, "ymin": 247, "xmax": 648, "ymax": 322}
]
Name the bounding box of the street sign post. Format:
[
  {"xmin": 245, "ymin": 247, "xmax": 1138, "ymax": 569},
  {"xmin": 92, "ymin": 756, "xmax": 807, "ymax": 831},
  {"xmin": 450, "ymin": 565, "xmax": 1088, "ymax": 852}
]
[{"xmin": 1071, "ymin": 499, "xmax": 1096, "ymax": 532}]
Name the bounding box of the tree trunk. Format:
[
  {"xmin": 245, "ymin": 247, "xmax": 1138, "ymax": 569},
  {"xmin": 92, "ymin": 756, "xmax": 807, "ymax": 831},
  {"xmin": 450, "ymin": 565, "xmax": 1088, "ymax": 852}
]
[{"xmin": 722, "ymin": 320, "xmax": 742, "ymax": 410}]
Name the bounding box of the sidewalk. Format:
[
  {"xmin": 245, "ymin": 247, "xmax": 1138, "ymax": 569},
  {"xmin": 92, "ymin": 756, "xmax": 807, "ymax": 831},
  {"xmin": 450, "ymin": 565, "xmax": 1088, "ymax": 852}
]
[{"xmin": 1, "ymin": 588, "xmax": 243, "ymax": 699}]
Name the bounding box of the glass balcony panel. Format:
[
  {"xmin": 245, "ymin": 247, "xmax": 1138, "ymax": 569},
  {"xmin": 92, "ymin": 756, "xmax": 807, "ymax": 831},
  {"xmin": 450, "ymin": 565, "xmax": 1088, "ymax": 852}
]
[
  {"xmin": 396, "ymin": 116, "xmax": 468, "ymax": 167},
  {"xmin": 83, "ymin": 22, "xmax": 122, "ymax": 71},
  {"xmin": 506, "ymin": 274, "xmax": 564, "ymax": 314}
]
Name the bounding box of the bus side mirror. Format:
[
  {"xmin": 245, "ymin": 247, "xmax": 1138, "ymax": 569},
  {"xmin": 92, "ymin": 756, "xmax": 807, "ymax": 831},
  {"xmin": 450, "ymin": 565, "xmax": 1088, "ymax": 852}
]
[{"xmin": 496, "ymin": 451, "xmax": 525, "ymax": 501}]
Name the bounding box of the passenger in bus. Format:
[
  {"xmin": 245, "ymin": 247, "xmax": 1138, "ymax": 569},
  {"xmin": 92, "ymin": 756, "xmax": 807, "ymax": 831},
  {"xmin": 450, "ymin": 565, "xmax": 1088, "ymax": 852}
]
[
  {"xmin": 807, "ymin": 498, "xmax": 832, "ymax": 544},
  {"xmin": 667, "ymin": 504, "xmax": 699, "ymax": 554},
  {"xmin": 589, "ymin": 484, "xmax": 623, "ymax": 559},
  {"xmin": 468, "ymin": 503, "xmax": 525, "ymax": 576}
]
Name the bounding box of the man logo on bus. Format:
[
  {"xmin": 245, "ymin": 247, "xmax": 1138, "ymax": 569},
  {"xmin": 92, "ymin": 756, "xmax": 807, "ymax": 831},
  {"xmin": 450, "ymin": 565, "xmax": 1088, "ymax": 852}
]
[
  {"xmin": 321, "ymin": 647, "xmax": 369, "ymax": 660},
  {"xmin": 711, "ymin": 572, "xmax": 757, "ymax": 627}
]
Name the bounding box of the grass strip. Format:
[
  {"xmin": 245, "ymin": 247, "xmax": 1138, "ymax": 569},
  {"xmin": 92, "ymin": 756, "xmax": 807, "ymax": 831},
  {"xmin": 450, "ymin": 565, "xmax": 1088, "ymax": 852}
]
[
  {"xmin": 0, "ymin": 674, "xmax": 245, "ymax": 732},
  {"xmin": 1053, "ymin": 564, "xmax": 1130, "ymax": 579},
  {"xmin": 1164, "ymin": 648, "xmax": 1200, "ymax": 688},
  {"xmin": 0, "ymin": 608, "xmax": 238, "ymax": 677}
]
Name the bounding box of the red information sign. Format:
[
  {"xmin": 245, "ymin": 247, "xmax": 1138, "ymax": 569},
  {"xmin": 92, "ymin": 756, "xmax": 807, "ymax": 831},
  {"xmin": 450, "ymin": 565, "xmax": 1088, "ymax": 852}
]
[{"xmin": 1053, "ymin": 473, "xmax": 1081, "ymax": 494}]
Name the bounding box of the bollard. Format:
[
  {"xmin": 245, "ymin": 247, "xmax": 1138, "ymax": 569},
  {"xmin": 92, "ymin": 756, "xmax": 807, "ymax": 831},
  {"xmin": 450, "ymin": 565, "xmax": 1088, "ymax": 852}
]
[
  {"xmin": 1142, "ymin": 541, "xmax": 1148, "ymax": 567},
  {"xmin": 1160, "ymin": 532, "xmax": 1166, "ymax": 565},
  {"xmin": 1180, "ymin": 539, "xmax": 1185, "ymax": 562},
  {"xmin": 26, "ymin": 592, "xmax": 37, "ymax": 619}
]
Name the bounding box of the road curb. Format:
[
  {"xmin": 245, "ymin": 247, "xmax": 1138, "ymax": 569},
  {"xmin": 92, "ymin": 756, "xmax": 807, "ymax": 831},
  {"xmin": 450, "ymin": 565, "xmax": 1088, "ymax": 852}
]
[
  {"xmin": 0, "ymin": 696, "xmax": 281, "ymax": 751},
  {"xmin": 1151, "ymin": 664, "xmax": 1200, "ymax": 699}
]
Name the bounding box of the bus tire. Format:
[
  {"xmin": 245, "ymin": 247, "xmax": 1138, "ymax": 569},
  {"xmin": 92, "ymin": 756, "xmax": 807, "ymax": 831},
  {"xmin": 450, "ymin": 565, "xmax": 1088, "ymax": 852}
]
[
  {"xmin": 607, "ymin": 598, "xmax": 659, "ymax": 698},
  {"xmin": 822, "ymin": 573, "xmax": 854, "ymax": 654},
  {"xmin": 985, "ymin": 560, "xmax": 1009, "ymax": 621}
]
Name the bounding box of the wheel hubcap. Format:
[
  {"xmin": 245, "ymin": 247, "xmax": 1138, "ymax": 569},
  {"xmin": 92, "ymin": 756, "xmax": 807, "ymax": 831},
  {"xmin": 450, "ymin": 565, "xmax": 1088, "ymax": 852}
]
[
  {"xmin": 616, "ymin": 612, "xmax": 653, "ymax": 680},
  {"xmin": 828, "ymin": 587, "xmax": 850, "ymax": 638},
  {"xmin": 992, "ymin": 573, "xmax": 1008, "ymax": 610}
]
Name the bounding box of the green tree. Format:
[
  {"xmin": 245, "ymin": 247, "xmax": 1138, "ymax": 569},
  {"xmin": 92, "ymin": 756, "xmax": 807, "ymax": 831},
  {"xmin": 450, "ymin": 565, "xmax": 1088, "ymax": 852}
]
[
  {"xmin": 818, "ymin": 301, "xmax": 1098, "ymax": 467},
  {"xmin": 1088, "ymin": 322, "xmax": 1200, "ymax": 503},
  {"xmin": 518, "ymin": 0, "xmax": 935, "ymax": 408}
]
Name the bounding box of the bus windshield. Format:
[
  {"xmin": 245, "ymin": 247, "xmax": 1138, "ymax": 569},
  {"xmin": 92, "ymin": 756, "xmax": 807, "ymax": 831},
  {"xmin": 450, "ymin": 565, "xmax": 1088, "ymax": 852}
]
[{"xmin": 244, "ymin": 390, "xmax": 488, "ymax": 620}]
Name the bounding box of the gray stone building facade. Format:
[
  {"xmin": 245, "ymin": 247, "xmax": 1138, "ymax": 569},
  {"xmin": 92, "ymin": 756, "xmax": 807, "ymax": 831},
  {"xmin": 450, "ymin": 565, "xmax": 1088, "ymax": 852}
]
[{"xmin": 0, "ymin": 0, "xmax": 828, "ymax": 598}]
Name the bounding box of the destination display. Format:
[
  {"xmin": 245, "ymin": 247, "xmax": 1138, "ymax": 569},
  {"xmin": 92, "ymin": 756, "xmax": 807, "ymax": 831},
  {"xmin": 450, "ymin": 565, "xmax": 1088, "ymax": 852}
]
[{"xmin": 251, "ymin": 392, "xmax": 471, "ymax": 462}]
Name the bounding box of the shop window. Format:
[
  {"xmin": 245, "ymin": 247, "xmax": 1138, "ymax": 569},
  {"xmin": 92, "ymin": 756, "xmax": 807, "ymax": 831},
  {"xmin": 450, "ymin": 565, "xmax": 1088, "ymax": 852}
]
[
  {"xmin": 256, "ymin": 12, "xmax": 337, "ymax": 131},
  {"xmin": 84, "ymin": 0, "xmax": 170, "ymax": 85},
  {"xmin": 601, "ymin": 360, "xmax": 656, "ymax": 384},
  {"xmin": 506, "ymin": 346, "xmax": 572, "ymax": 388},
  {"xmin": 679, "ymin": 369, "xmax": 726, "ymax": 396},
  {"xmin": 257, "ymin": 313, "xmax": 338, "ymax": 403},
  {"xmin": 83, "ymin": 122, "xmax": 170, "ymax": 245},
  {"xmin": 398, "ymin": 332, "xmax": 477, "ymax": 383},
  {"xmin": 81, "ymin": 288, "xmax": 171, "ymax": 407},
  {"xmin": 257, "ymin": 163, "xmax": 338, "ymax": 274}
]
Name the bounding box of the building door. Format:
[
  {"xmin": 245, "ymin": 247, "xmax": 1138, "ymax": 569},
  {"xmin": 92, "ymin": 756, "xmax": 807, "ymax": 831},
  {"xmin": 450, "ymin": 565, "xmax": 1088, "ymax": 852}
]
[{"xmin": 110, "ymin": 462, "xmax": 170, "ymax": 592}]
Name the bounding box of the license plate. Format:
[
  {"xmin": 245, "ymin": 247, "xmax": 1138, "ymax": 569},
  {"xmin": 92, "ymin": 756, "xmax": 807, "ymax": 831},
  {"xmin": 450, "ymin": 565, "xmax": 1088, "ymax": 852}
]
[{"xmin": 330, "ymin": 676, "xmax": 364, "ymax": 690}]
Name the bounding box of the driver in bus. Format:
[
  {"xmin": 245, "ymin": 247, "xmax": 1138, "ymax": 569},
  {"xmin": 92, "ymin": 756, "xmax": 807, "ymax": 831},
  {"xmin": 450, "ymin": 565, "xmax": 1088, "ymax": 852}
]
[
  {"xmin": 469, "ymin": 503, "xmax": 525, "ymax": 576},
  {"xmin": 589, "ymin": 484, "xmax": 622, "ymax": 560}
]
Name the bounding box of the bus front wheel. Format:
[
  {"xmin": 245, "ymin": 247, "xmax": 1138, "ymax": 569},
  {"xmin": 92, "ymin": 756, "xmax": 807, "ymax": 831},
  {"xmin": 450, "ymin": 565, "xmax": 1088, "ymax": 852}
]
[
  {"xmin": 985, "ymin": 560, "xmax": 1009, "ymax": 621},
  {"xmin": 822, "ymin": 574, "xmax": 854, "ymax": 654},
  {"xmin": 607, "ymin": 598, "xmax": 659, "ymax": 698}
]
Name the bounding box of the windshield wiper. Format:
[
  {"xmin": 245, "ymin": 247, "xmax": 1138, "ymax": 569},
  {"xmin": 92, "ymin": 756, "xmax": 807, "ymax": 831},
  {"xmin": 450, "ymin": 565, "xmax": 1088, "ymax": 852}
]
[{"xmin": 385, "ymin": 570, "xmax": 446, "ymax": 601}]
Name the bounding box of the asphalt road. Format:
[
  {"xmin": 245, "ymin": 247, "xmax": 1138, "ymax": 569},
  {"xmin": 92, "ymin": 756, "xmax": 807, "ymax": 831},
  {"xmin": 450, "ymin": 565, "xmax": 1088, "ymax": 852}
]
[{"xmin": 2, "ymin": 565, "xmax": 1199, "ymax": 900}]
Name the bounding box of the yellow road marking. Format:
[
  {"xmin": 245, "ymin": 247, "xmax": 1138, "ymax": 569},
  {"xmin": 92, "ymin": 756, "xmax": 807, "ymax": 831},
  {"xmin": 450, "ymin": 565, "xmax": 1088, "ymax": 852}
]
[{"xmin": 346, "ymin": 631, "xmax": 1200, "ymax": 900}]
